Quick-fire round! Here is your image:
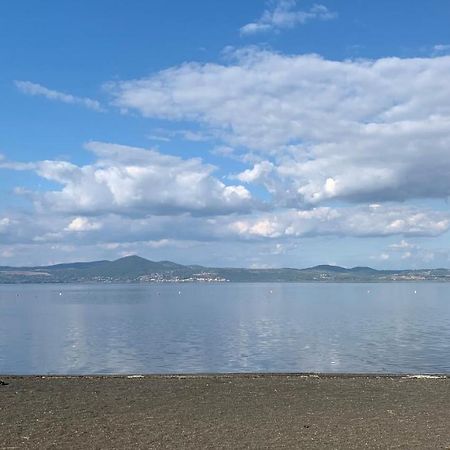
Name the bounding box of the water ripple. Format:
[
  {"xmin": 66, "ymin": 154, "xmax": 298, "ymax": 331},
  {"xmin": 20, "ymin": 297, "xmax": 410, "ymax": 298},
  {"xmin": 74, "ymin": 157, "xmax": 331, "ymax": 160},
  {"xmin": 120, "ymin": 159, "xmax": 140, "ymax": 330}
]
[{"xmin": 1, "ymin": 283, "xmax": 450, "ymax": 374}]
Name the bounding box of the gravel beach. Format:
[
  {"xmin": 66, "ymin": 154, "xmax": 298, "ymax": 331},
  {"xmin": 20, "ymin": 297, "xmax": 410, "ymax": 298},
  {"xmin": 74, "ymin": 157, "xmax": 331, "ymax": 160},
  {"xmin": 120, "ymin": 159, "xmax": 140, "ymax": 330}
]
[{"xmin": 1, "ymin": 374, "xmax": 450, "ymax": 449}]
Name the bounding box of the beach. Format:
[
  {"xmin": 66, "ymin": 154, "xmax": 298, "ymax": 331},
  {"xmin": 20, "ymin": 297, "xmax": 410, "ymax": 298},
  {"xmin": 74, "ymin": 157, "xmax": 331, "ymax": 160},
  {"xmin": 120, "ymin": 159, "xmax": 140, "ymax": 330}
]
[{"xmin": 1, "ymin": 374, "xmax": 449, "ymax": 449}]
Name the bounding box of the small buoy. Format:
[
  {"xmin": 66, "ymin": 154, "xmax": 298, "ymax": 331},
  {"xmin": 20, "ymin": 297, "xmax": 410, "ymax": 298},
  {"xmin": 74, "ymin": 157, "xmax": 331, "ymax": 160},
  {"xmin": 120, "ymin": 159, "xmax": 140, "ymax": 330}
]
[
  {"xmin": 178, "ymin": 291, "xmax": 181, "ymax": 295},
  {"xmin": 59, "ymin": 292, "xmax": 62, "ymax": 296},
  {"xmin": 414, "ymin": 290, "xmax": 417, "ymax": 294}
]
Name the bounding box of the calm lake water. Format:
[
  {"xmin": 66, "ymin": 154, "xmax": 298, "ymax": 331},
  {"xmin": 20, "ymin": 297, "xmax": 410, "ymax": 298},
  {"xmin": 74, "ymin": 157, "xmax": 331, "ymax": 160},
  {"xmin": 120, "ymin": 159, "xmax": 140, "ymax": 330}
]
[{"xmin": 1, "ymin": 283, "xmax": 450, "ymax": 375}]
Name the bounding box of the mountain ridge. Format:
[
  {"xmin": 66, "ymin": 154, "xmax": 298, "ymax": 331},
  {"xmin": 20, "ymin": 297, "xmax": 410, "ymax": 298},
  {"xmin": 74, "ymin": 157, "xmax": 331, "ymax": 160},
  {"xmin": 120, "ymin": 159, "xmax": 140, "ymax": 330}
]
[{"xmin": 0, "ymin": 255, "xmax": 448, "ymax": 283}]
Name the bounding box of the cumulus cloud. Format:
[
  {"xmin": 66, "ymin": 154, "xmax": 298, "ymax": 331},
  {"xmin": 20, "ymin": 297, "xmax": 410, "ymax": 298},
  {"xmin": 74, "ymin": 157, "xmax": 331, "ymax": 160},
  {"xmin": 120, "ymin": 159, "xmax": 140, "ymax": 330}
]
[
  {"xmin": 5, "ymin": 50, "xmax": 450, "ymax": 267},
  {"xmin": 107, "ymin": 50, "xmax": 450, "ymax": 205},
  {"xmin": 240, "ymin": 1, "xmax": 336, "ymax": 35},
  {"xmin": 228, "ymin": 205, "xmax": 450, "ymax": 239},
  {"xmin": 235, "ymin": 161, "xmax": 274, "ymax": 183},
  {"xmin": 2, "ymin": 203, "xmax": 447, "ymax": 256},
  {"xmin": 15, "ymin": 81, "xmax": 104, "ymax": 112},
  {"xmin": 389, "ymin": 239, "xmax": 415, "ymax": 250},
  {"xmin": 382, "ymin": 239, "xmax": 441, "ymax": 264},
  {"xmin": 65, "ymin": 217, "xmax": 102, "ymax": 232},
  {"xmin": 4, "ymin": 141, "xmax": 253, "ymax": 217},
  {"xmin": 1, "ymin": 194, "xmax": 450, "ymax": 268}
]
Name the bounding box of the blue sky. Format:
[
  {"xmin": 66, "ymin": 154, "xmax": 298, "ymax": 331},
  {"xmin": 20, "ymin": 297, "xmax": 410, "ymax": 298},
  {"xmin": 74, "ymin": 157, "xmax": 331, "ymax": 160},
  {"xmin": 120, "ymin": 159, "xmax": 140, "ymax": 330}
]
[{"xmin": 1, "ymin": 0, "xmax": 450, "ymax": 267}]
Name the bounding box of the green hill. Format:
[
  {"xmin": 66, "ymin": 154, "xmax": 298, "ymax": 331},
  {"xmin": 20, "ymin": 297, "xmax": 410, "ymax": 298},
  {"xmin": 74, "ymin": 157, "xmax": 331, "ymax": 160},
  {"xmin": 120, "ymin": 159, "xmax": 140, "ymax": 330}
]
[{"xmin": 0, "ymin": 255, "xmax": 449, "ymax": 283}]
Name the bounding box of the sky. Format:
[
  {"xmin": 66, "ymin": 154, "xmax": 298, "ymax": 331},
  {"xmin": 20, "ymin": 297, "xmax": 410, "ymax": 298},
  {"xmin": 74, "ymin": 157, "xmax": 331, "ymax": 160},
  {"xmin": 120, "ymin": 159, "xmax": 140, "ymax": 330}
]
[{"xmin": 1, "ymin": 0, "xmax": 450, "ymax": 268}]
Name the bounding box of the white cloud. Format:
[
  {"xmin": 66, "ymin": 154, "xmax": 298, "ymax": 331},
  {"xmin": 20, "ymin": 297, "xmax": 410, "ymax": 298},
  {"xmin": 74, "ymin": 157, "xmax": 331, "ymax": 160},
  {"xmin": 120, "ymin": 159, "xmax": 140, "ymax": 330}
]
[
  {"xmin": 6, "ymin": 141, "xmax": 253, "ymax": 217},
  {"xmin": 180, "ymin": 130, "xmax": 210, "ymax": 142},
  {"xmin": 389, "ymin": 239, "xmax": 415, "ymax": 250},
  {"xmin": 15, "ymin": 81, "xmax": 104, "ymax": 112},
  {"xmin": 147, "ymin": 128, "xmax": 211, "ymax": 143},
  {"xmin": 240, "ymin": 1, "xmax": 336, "ymax": 35},
  {"xmin": 383, "ymin": 239, "xmax": 440, "ymax": 264},
  {"xmin": 0, "ymin": 217, "xmax": 12, "ymax": 233},
  {"xmin": 2, "ymin": 203, "xmax": 447, "ymax": 255},
  {"xmin": 433, "ymin": 44, "xmax": 450, "ymax": 54},
  {"xmin": 211, "ymin": 146, "xmax": 236, "ymax": 158},
  {"xmin": 65, "ymin": 217, "xmax": 102, "ymax": 232},
  {"xmin": 1, "ymin": 201, "xmax": 449, "ymax": 268},
  {"xmin": 235, "ymin": 161, "xmax": 274, "ymax": 183},
  {"xmin": 5, "ymin": 49, "xmax": 450, "ymax": 267},
  {"xmin": 228, "ymin": 205, "xmax": 450, "ymax": 239},
  {"xmin": 107, "ymin": 50, "xmax": 450, "ymax": 205}
]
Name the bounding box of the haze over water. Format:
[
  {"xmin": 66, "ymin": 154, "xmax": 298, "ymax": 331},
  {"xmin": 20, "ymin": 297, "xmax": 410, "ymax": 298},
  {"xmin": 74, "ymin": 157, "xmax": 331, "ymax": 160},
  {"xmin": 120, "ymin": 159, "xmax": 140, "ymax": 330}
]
[{"xmin": 1, "ymin": 283, "xmax": 450, "ymax": 375}]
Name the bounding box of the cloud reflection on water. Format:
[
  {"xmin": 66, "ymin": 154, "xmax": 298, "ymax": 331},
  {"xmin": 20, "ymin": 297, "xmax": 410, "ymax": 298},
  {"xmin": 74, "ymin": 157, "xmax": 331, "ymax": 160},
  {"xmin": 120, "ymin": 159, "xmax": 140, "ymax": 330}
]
[{"xmin": 0, "ymin": 283, "xmax": 450, "ymax": 374}]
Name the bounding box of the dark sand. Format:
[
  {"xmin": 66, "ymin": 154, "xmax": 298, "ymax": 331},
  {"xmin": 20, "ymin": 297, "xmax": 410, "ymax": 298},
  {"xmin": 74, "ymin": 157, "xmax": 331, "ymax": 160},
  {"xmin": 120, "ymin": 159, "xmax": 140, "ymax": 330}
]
[{"xmin": 1, "ymin": 374, "xmax": 450, "ymax": 449}]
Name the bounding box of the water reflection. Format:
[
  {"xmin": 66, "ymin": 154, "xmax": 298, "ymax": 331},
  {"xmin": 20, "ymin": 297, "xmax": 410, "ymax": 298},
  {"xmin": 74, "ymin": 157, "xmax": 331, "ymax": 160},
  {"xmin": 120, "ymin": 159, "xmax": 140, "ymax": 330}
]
[{"xmin": 0, "ymin": 283, "xmax": 450, "ymax": 374}]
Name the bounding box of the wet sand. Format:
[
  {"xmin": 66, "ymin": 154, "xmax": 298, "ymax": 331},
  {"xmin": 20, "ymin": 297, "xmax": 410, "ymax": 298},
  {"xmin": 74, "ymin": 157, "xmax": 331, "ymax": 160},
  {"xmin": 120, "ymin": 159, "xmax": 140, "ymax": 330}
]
[{"xmin": 1, "ymin": 374, "xmax": 450, "ymax": 449}]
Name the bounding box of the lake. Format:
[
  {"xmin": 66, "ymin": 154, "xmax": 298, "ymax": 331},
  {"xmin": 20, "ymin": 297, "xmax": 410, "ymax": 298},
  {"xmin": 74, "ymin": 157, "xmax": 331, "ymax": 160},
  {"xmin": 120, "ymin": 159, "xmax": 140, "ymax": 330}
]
[{"xmin": 1, "ymin": 283, "xmax": 450, "ymax": 375}]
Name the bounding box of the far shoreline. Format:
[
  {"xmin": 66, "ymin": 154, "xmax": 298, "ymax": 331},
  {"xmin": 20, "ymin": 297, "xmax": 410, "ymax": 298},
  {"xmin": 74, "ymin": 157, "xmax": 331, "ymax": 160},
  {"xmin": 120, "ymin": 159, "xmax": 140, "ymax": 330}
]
[{"xmin": 3, "ymin": 279, "xmax": 450, "ymax": 285}]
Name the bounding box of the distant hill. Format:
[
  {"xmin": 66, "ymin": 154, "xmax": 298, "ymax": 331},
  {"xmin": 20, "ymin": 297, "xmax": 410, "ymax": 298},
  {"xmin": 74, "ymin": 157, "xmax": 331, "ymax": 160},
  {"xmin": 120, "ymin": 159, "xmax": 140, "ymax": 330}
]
[{"xmin": 0, "ymin": 255, "xmax": 449, "ymax": 283}]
